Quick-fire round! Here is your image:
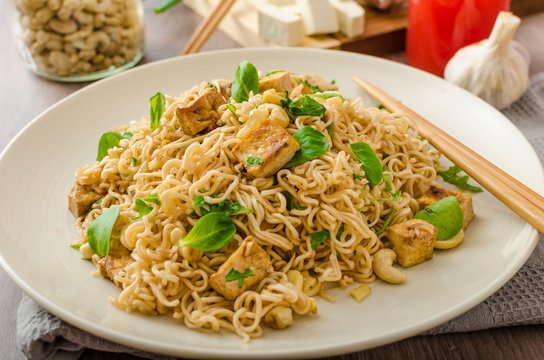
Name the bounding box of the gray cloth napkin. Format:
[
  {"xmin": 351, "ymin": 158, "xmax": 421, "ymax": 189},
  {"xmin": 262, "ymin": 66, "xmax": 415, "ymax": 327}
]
[{"xmin": 16, "ymin": 73, "xmax": 544, "ymax": 359}]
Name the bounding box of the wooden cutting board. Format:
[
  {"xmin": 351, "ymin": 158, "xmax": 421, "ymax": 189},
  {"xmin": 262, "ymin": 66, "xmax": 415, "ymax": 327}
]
[{"xmin": 184, "ymin": 0, "xmax": 408, "ymax": 56}]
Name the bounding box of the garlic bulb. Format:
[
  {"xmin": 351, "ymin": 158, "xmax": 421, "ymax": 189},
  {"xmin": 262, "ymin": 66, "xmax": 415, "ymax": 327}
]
[{"xmin": 444, "ymin": 12, "xmax": 530, "ymax": 110}]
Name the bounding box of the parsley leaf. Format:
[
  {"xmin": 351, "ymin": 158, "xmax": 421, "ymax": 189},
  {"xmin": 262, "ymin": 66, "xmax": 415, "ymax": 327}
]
[
  {"xmin": 131, "ymin": 156, "xmax": 138, "ymax": 166},
  {"xmin": 86, "ymin": 207, "xmax": 119, "ymax": 258},
  {"xmin": 437, "ymin": 165, "xmax": 483, "ymax": 193},
  {"xmin": 310, "ymin": 230, "xmax": 330, "ymax": 250},
  {"xmin": 284, "ymin": 127, "xmax": 329, "ymax": 168},
  {"xmin": 281, "ymin": 92, "xmax": 326, "ymax": 117},
  {"xmin": 150, "ymin": 92, "xmax": 166, "ymax": 130},
  {"xmin": 353, "ymin": 172, "xmax": 363, "ymax": 181},
  {"xmin": 246, "ymin": 156, "xmax": 263, "ymax": 165},
  {"xmin": 232, "ymin": 61, "xmax": 259, "ymax": 103},
  {"xmin": 376, "ymin": 104, "xmax": 385, "ymax": 109},
  {"xmin": 226, "ymin": 267, "xmax": 255, "ymax": 288}
]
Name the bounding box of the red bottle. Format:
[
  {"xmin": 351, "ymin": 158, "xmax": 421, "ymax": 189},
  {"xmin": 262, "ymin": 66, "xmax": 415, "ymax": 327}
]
[{"xmin": 406, "ymin": 0, "xmax": 511, "ymax": 76}]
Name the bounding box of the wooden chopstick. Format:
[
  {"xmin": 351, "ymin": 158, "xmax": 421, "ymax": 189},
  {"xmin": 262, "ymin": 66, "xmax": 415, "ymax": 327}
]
[
  {"xmin": 353, "ymin": 76, "xmax": 544, "ymax": 234},
  {"xmin": 181, "ymin": 0, "xmax": 237, "ymax": 55}
]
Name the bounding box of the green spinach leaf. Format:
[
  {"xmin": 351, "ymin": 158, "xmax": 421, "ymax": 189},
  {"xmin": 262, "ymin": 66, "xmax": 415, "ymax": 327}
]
[
  {"xmin": 193, "ymin": 195, "xmax": 253, "ymax": 216},
  {"xmin": 350, "ymin": 142, "xmax": 383, "ymax": 187},
  {"xmin": 414, "ymin": 196, "xmax": 464, "ymax": 240},
  {"xmin": 97, "ymin": 131, "xmax": 132, "ymax": 161},
  {"xmin": 284, "ymin": 127, "xmax": 329, "ymax": 168},
  {"xmin": 232, "ymin": 61, "xmax": 259, "ymax": 103},
  {"xmin": 153, "ymin": 0, "xmax": 182, "ymax": 13},
  {"xmin": 86, "ymin": 207, "xmax": 119, "ymax": 258},
  {"xmin": 150, "ymin": 92, "xmax": 166, "ymax": 130},
  {"xmin": 179, "ymin": 212, "xmax": 236, "ymax": 252},
  {"xmin": 281, "ymin": 92, "xmax": 326, "ymax": 117},
  {"xmin": 134, "ymin": 194, "xmax": 161, "ymax": 219},
  {"xmin": 282, "ymin": 191, "xmax": 302, "ymax": 210}
]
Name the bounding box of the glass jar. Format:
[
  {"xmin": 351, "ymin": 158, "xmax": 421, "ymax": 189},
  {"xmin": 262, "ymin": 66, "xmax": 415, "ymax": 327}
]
[
  {"xmin": 406, "ymin": 0, "xmax": 510, "ymax": 76},
  {"xmin": 9, "ymin": 0, "xmax": 144, "ymax": 82}
]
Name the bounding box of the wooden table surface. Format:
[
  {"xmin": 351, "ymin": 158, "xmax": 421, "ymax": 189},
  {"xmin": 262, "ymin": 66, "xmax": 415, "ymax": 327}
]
[{"xmin": 1, "ymin": 1, "xmax": 544, "ymax": 359}]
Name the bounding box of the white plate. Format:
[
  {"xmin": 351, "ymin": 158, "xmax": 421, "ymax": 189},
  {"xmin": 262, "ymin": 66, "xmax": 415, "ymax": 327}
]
[{"xmin": 0, "ymin": 48, "xmax": 542, "ymax": 359}]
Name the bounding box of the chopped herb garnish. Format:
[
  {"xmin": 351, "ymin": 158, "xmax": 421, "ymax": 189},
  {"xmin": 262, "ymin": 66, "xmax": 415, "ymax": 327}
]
[
  {"xmin": 312, "ymin": 91, "xmax": 345, "ymax": 102},
  {"xmin": 226, "ymin": 267, "xmax": 255, "ymax": 288},
  {"xmin": 353, "ymin": 172, "xmax": 363, "ymax": 181},
  {"xmin": 437, "ymin": 165, "xmax": 483, "ymax": 193},
  {"xmin": 350, "ymin": 142, "xmax": 383, "ymax": 187},
  {"xmin": 370, "ymin": 191, "xmax": 401, "ymax": 202},
  {"xmin": 70, "ymin": 243, "xmax": 82, "ymax": 249},
  {"xmin": 149, "ymin": 92, "xmax": 166, "ymax": 131},
  {"xmin": 232, "ymin": 61, "xmax": 259, "ymax": 103},
  {"xmin": 282, "ymin": 191, "xmax": 302, "ymax": 210},
  {"xmin": 281, "ymin": 92, "xmax": 326, "ymax": 117},
  {"xmin": 86, "ymin": 207, "xmax": 119, "ymax": 258},
  {"xmin": 336, "ymin": 224, "xmax": 344, "ymax": 240},
  {"xmin": 265, "ymin": 70, "xmax": 286, "ymax": 76},
  {"xmin": 330, "ymin": 79, "xmax": 336, "ymax": 85},
  {"xmin": 179, "ymin": 212, "xmax": 236, "ymax": 252},
  {"xmin": 383, "ymin": 174, "xmax": 393, "ymax": 193},
  {"xmin": 153, "ymin": 0, "xmax": 182, "ymax": 14},
  {"xmin": 193, "ymin": 195, "xmax": 253, "ymax": 217},
  {"xmin": 310, "ymin": 230, "xmax": 330, "ymax": 250},
  {"xmin": 131, "ymin": 156, "xmax": 138, "ymax": 167},
  {"xmin": 208, "ymin": 81, "xmax": 214, "ymax": 88},
  {"xmin": 120, "ymin": 128, "xmax": 133, "ymax": 139},
  {"xmin": 375, "ymin": 208, "xmax": 396, "ymax": 235},
  {"xmin": 283, "ymin": 126, "xmax": 329, "ymax": 168},
  {"xmin": 376, "ymin": 104, "xmax": 385, "ymax": 109},
  {"xmin": 303, "ymin": 80, "xmax": 322, "ymax": 93},
  {"xmin": 246, "ymin": 156, "xmax": 263, "ymax": 165},
  {"xmin": 226, "ymin": 101, "xmax": 239, "ymax": 119},
  {"xmin": 86, "ymin": 198, "xmax": 102, "ymax": 215}
]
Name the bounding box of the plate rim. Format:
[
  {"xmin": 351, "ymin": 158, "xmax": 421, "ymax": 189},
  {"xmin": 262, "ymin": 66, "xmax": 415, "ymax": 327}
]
[{"xmin": 0, "ymin": 47, "xmax": 541, "ymax": 359}]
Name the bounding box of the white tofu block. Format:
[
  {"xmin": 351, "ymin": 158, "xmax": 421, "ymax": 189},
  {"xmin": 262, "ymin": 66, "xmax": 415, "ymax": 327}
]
[
  {"xmin": 330, "ymin": 0, "xmax": 365, "ymax": 38},
  {"xmin": 267, "ymin": 0, "xmax": 296, "ymax": 5},
  {"xmin": 258, "ymin": 5, "xmax": 304, "ymax": 46},
  {"xmin": 296, "ymin": 0, "xmax": 339, "ymax": 35}
]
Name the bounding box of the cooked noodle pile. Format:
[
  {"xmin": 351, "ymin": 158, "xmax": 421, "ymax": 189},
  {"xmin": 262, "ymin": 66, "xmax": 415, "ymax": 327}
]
[{"xmin": 72, "ymin": 75, "xmax": 440, "ymax": 341}]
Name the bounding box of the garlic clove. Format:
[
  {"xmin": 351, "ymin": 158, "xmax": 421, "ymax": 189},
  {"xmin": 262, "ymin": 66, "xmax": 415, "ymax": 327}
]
[{"xmin": 444, "ymin": 12, "xmax": 530, "ymax": 110}]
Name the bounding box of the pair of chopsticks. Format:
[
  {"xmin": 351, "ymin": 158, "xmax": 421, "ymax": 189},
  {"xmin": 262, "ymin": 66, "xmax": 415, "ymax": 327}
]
[
  {"xmin": 353, "ymin": 76, "xmax": 544, "ymax": 234},
  {"xmin": 181, "ymin": 0, "xmax": 237, "ymax": 55}
]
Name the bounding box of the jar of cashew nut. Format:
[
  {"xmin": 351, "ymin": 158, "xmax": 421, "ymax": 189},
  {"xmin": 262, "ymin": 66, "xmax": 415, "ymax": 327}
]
[{"xmin": 10, "ymin": 0, "xmax": 144, "ymax": 82}]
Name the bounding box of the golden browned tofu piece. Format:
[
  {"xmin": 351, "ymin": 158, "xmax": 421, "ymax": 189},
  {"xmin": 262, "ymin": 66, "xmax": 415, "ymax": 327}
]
[
  {"xmin": 387, "ymin": 219, "xmax": 437, "ymax": 267},
  {"xmin": 68, "ymin": 182, "xmax": 101, "ymax": 217},
  {"xmin": 209, "ymin": 237, "xmax": 273, "ymax": 300},
  {"xmin": 175, "ymin": 87, "xmax": 226, "ymax": 135},
  {"xmin": 232, "ymin": 118, "xmax": 300, "ymax": 178},
  {"xmin": 96, "ymin": 250, "xmax": 134, "ymax": 288},
  {"xmin": 418, "ymin": 185, "xmax": 474, "ymax": 230},
  {"xmin": 259, "ymin": 72, "xmax": 293, "ymax": 94}
]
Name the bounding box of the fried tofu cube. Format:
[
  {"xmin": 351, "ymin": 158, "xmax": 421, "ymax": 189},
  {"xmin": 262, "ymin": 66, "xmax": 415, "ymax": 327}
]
[
  {"xmin": 259, "ymin": 71, "xmax": 293, "ymax": 94},
  {"xmin": 175, "ymin": 87, "xmax": 226, "ymax": 135},
  {"xmin": 209, "ymin": 237, "xmax": 273, "ymax": 300},
  {"xmin": 96, "ymin": 250, "xmax": 134, "ymax": 288},
  {"xmin": 232, "ymin": 118, "xmax": 300, "ymax": 178},
  {"xmin": 68, "ymin": 182, "xmax": 101, "ymax": 217},
  {"xmin": 387, "ymin": 219, "xmax": 437, "ymax": 267},
  {"xmin": 418, "ymin": 185, "xmax": 474, "ymax": 230}
]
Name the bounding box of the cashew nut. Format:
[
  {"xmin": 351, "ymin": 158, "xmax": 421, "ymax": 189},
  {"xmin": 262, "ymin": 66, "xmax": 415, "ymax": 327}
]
[
  {"xmin": 49, "ymin": 18, "xmax": 78, "ymax": 34},
  {"xmin": 372, "ymin": 249, "xmax": 407, "ymax": 284},
  {"xmin": 14, "ymin": 0, "xmax": 143, "ymax": 77}
]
